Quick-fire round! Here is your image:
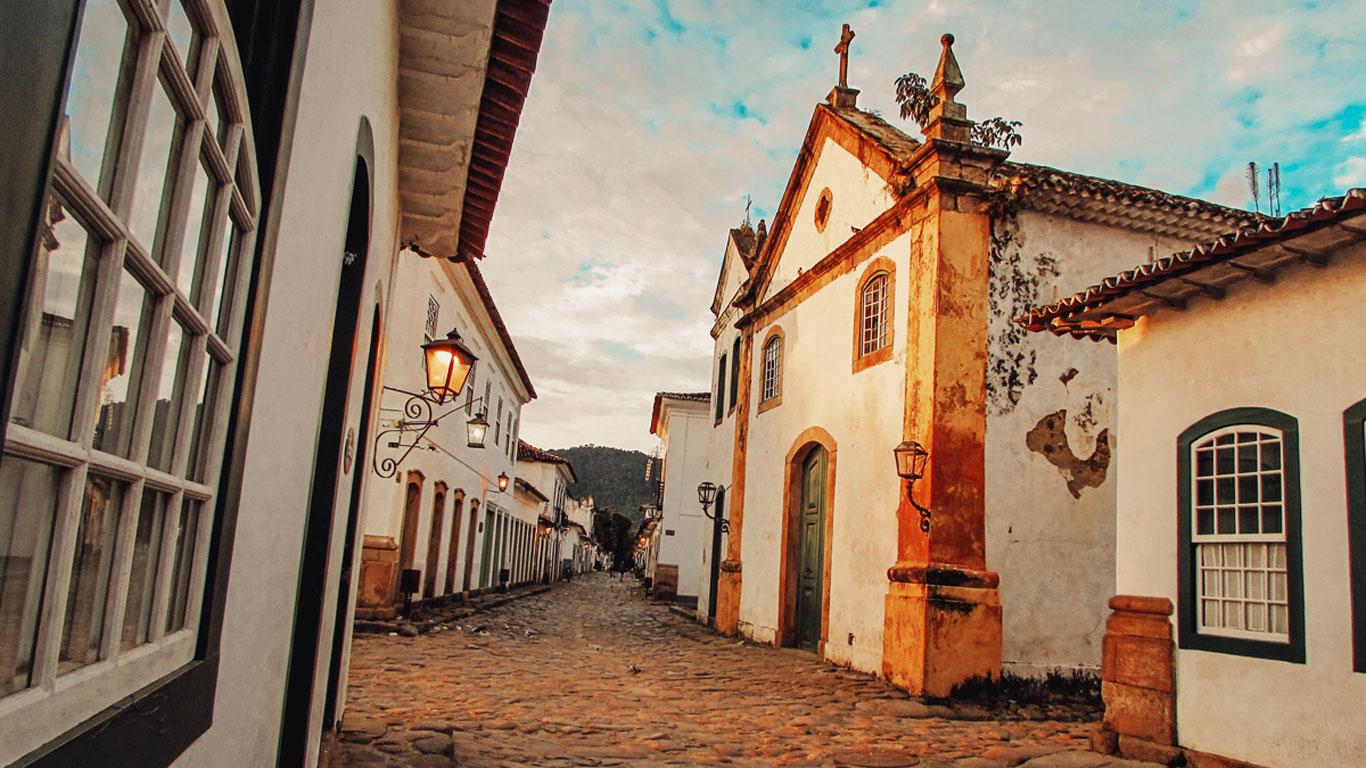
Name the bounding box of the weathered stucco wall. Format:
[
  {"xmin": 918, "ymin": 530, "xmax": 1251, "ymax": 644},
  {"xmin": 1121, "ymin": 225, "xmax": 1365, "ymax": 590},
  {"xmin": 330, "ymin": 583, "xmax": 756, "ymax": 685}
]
[
  {"xmin": 1114, "ymin": 247, "xmax": 1366, "ymax": 767},
  {"xmin": 763, "ymin": 137, "xmax": 896, "ymax": 301},
  {"xmin": 173, "ymin": 4, "xmax": 403, "ymax": 766},
  {"xmin": 657, "ymin": 401, "xmax": 712, "ymax": 598},
  {"xmin": 986, "ymin": 210, "xmax": 1190, "ymax": 674},
  {"xmin": 738, "ymin": 229, "xmax": 911, "ymax": 673}
]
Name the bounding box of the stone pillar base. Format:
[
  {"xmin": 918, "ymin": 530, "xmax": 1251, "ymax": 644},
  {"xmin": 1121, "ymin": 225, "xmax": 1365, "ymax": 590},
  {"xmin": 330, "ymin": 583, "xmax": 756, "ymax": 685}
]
[
  {"xmin": 356, "ymin": 535, "xmax": 399, "ymax": 620},
  {"xmin": 881, "ymin": 564, "xmax": 1001, "ymax": 698},
  {"xmin": 714, "ymin": 561, "xmax": 742, "ymax": 636},
  {"xmin": 1101, "ymin": 595, "xmax": 1176, "ymax": 746}
]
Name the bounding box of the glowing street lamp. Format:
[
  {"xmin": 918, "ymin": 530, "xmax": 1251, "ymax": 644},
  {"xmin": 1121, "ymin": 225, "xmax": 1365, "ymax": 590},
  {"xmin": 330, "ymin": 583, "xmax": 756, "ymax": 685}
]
[
  {"xmin": 466, "ymin": 411, "xmax": 490, "ymax": 448},
  {"xmin": 421, "ymin": 328, "xmax": 478, "ymax": 405}
]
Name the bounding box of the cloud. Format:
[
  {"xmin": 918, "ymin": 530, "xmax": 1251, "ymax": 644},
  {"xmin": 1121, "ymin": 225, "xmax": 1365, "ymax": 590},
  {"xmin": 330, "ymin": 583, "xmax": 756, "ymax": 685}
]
[
  {"xmin": 1334, "ymin": 157, "xmax": 1366, "ymax": 187},
  {"xmin": 481, "ymin": 0, "xmax": 1366, "ymax": 451}
]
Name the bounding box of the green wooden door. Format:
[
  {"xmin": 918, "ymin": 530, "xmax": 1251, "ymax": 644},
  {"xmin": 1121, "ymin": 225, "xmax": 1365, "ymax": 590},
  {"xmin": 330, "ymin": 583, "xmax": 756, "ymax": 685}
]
[{"xmin": 796, "ymin": 447, "xmax": 827, "ymax": 651}]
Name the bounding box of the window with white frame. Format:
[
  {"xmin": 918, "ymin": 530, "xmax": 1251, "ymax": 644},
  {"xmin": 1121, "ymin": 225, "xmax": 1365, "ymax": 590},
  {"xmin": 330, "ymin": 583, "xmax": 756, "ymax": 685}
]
[
  {"xmin": 859, "ymin": 272, "xmax": 889, "ymax": 357},
  {"xmin": 761, "ymin": 334, "xmax": 782, "ymax": 403},
  {"xmin": 1191, "ymin": 426, "xmax": 1289, "ymax": 640},
  {"xmin": 0, "ymin": 0, "xmax": 258, "ymax": 745}
]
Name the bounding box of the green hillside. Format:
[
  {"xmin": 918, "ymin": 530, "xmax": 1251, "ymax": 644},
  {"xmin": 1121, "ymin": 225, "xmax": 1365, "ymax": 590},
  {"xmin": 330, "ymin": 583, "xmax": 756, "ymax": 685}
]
[{"xmin": 550, "ymin": 444, "xmax": 658, "ymax": 524}]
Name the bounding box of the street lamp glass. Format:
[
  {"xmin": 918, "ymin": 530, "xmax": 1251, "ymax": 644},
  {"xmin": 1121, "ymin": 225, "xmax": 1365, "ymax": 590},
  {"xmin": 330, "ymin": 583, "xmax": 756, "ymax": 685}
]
[
  {"xmin": 696, "ymin": 481, "xmax": 717, "ymax": 507},
  {"xmin": 466, "ymin": 412, "xmax": 490, "ymax": 448},
  {"xmin": 422, "ymin": 328, "xmax": 478, "ymax": 404},
  {"xmin": 497, "ymin": 472, "xmax": 510, "ymax": 492},
  {"xmin": 893, "ymin": 440, "xmax": 929, "ymax": 481}
]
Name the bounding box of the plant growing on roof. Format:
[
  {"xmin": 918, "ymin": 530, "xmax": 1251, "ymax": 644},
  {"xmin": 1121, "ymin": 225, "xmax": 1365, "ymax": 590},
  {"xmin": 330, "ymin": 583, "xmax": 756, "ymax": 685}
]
[{"xmin": 892, "ymin": 71, "xmax": 1024, "ymax": 150}]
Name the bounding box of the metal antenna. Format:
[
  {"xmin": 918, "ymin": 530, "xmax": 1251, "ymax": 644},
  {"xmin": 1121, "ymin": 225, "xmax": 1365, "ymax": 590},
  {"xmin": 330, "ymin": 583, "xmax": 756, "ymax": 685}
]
[
  {"xmin": 1246, "ymin": 161, "xmax": 1261, "ymax": 215},
  {"xmin": 1267, "ymin": 162, "xmax": 1282, "ymax": 217}
]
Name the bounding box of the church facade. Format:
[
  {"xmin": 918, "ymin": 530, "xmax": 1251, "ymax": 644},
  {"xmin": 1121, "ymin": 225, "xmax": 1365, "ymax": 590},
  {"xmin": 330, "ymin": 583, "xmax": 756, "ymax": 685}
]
[{"xmin": 708, "ymin": 32, "xmax": 1253, "ymax": 695}]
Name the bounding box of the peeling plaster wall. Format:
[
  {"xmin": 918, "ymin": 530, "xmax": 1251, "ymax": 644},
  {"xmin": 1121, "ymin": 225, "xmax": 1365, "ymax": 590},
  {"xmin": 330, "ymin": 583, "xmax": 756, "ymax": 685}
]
[
  {"xmin": 763, "ymin": 137, "xmax": 896, "ymax": 301},
  {"xmin": 1115, "ymin": 249, "xmax": 1366, "ymax": 767},
  {"xmin": 737, "ymin": 230, "xmax": 912, "ymax": 674},
  {"xmin": 985, "ymin": 210, "xmax": 1190, "ymax": 674}
]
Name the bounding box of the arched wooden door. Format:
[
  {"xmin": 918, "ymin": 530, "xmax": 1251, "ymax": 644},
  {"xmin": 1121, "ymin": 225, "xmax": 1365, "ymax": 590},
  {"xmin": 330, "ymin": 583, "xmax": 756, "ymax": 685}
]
[
  {"xmin": 796, "ymin": 447, "xmax": 828, "ymax": 651},
  {"xmin": 397, "ymin": 478, "xmax": 422, "ymax": 592},
  {"xmin": 423, "ymin": 486, "xmax": 446, "ymax": 598}
]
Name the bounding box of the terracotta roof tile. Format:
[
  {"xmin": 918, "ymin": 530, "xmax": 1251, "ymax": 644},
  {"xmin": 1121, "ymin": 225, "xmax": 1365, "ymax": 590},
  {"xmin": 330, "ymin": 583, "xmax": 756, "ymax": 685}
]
[{"xmin": 1019, "ymin": 188, "xmax": 1366, "ymax": 341}]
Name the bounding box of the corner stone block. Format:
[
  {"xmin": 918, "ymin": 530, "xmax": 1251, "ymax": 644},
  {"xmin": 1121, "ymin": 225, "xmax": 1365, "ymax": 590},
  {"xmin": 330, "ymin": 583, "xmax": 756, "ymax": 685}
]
[{"xmin": 1100, "ymin": 594, "xmax": 1175, "ymax": 746}]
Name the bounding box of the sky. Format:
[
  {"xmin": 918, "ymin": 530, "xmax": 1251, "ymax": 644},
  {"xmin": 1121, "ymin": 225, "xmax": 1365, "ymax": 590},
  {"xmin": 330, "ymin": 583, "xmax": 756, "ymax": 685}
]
[{"xmin": 480, "ymin": 0, "xmax": 1366, "ymax": 453}]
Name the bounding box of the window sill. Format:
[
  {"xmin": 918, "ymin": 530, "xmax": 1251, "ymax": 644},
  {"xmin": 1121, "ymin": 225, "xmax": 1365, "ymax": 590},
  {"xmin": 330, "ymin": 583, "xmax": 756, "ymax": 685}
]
[
  {"xmin": 757, "ymin": 394, "xmax": 782, "ymax": 415},
  {"xmin": 852, "ymin": 345, "xmax": 892, "ymax": 374},
  {"xmin": 1178, "ymin": 630, "xmax": 1304, "ymax": 664}
]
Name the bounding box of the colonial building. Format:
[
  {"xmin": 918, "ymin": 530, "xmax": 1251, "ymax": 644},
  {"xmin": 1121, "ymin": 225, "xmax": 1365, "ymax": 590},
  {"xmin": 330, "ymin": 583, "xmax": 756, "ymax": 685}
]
[
  {"xmin": 1022, "ymin": 189, "xmax": 1366, "ymax": 767},
  {"xmin": 515, "ymin": 440, "xmax": 579, "ymax": 580},
  {"xmin": 356, "ymin": 254, "xmax": 534, "ymax": 618},
  {"xmin": 648, "ymin": 391, "xmax": 712, "ymax": 604},
  {"xmin": 0, "ymin": 1, "xmax": 550, "ymax": 766},
  {"xmin": 708, "ymin": 31, "xmax": 1255, "ymax": 696}
]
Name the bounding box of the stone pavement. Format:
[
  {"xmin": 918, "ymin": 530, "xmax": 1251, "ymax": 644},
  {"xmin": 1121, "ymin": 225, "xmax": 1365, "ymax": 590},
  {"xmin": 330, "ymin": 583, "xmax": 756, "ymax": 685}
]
[{"xmin": 338, "ymin": 574, "xmax": 1158, "ymax": 768}]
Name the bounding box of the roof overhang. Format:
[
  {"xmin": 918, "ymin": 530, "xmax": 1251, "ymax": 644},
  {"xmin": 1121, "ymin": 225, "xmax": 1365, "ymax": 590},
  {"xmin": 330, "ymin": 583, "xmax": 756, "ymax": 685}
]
[
  {"xmin": 397, "ymin": 0, "xmax": 551, "ymax": 261},
  {"xmin": 650, "ymin": 391, "xmax": 711, "ymax": 436}
]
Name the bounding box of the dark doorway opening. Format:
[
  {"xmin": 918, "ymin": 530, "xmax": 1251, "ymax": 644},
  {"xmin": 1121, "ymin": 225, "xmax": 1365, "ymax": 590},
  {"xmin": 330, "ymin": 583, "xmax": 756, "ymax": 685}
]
[{"xmin": 277, "ymin": 154, "xmax": 371, "ymax": 767}]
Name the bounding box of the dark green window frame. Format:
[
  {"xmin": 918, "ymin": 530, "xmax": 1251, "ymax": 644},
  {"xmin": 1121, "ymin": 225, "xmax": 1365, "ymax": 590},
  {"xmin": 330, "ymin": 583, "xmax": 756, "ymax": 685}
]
[
  {"xmin": 1345, "ymin": 398, "xmax": 1366, "ymax": 673},
  {"xmin": 1177, "ymin": 407, "xmax": 1306, "ymax": 663},
  {"xmin": 715, "ymin": 353, "xmax": 727, "ymax": 423}
]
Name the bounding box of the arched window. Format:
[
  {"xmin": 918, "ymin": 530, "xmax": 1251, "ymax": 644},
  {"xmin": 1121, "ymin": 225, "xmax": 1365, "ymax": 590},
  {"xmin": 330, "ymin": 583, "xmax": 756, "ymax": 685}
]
[
  {"xmin": 758, "ymin": 327, "xmax": 784, "ymax": 414},
  {"xmin": 860, "ymin": 273, "xmax": 890, "ymax": 356},
  {"xmin": 1178, "ymin": 408, "xmax": 1303, "ymax": 662}
]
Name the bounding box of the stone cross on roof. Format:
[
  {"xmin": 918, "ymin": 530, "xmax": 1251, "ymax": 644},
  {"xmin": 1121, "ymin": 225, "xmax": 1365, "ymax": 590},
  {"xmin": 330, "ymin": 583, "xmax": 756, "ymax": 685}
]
[{"xmin": 834, "ymin": 23, "xmax": 855, "ymax": 89}]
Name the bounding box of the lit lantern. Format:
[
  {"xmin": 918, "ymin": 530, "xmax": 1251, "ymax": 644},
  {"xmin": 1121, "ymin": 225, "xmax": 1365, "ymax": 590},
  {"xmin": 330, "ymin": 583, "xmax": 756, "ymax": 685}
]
[
  {"xmin": 421, "ymin": 328, "xmax": 477, "ymax": 405},
  {"xmin": 466, "ymin": 411, "xmax": 490, "ymax": 448},
  {"xmin": 497, "ymin": 472, "xmax": 510, "ymax": 492},
  {"xmin": 893, "ymin": 440, "xmax": 929, "ymax": 482}
]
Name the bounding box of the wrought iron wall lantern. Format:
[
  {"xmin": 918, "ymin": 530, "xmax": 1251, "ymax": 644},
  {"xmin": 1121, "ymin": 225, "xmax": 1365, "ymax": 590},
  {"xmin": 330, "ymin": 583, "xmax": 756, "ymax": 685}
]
[
  {"xmin": 696, "ymin": 481, "xmax": 730, "ymax": 534},
  {"xmin": 496, "ymin": 472, "xmax": 510, "ymax": 493},
  {"xmin": 372, "ymin": 327, "xmax": 498, "ymax": 478},
  {"xmin": 894, "ymin": 440, "xmax": 932, "ymax": 533}
]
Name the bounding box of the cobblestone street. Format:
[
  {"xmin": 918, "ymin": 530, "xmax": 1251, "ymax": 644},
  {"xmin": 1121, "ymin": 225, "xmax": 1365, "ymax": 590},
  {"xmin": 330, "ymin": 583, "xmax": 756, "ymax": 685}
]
[{"xmin": 339, "ymin": 575, "xmax": 1156, "ymax": 768}]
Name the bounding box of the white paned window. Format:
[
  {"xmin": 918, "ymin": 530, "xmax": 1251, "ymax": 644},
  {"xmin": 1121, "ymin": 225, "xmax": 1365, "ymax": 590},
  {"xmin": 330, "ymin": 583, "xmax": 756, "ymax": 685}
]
[
  {"xmin": 859, "ymin": 272, "xmax": 889, "ymax": 357},
  {"xmin": 761, "ymin": 335, "xmax": 781, "ymax": 402},
  {"xmin": 1191, "ymin": 427, "xmax": 1289, "ymax": 640},
  {"xmin": 0, "ymin": 0, "xmax": 258, "ymax": 752}
]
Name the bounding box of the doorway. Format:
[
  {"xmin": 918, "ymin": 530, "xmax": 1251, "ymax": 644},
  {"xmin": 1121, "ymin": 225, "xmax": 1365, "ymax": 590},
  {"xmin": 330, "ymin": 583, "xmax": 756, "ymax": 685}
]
[
  {"xmin": 423, "ymin": 484, "xmax": 446, "ymax": 598},
  {"xmin": 445, "ymin": 494, "xmax": 464, "ymax": 594},
  {"xmin": 463, "ymin": 499, "xmax": 480, "ymax": 591},
  {"xmin": 795, "ymin": 447, "xmax": 827, "ymax": 651},
  {"xmin": 398, "ymin": 473, "xmax": 422, "ymax": 593}
]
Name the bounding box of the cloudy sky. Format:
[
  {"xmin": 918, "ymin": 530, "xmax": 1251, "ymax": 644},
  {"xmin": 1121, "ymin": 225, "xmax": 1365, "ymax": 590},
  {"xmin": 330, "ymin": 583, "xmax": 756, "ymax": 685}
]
[{"xmin": 480, "ymin": 0, "xmax": 1366, "ymax": 453}]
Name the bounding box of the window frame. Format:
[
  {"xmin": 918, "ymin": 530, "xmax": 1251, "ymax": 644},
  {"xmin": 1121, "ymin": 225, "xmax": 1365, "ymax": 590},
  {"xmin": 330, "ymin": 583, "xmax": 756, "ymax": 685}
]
[
  {"xmin": 757, "ymin": 326, "xmax": 783, "ymax": 415},
  {"xmin": 852, "ymin": 257, "xmax": 894, "ymax": 373},
  {"xmin": 715, "ymin": 353, "xmax": 727, "ymax": 424},
  {"xmin": 1177, "ymin": 407, "xmax": 1305, "ymax": 663},
  {"xmin": 0, "ymin": 1, "xmax": 291, "ymax": 766},
  {"xmin": 728, "ymin": 336, "xmax": 740, "ymax": 413},
  {"xmin": 1345, "ymin": 398, "xmax": 1366, "ymax": 673}
]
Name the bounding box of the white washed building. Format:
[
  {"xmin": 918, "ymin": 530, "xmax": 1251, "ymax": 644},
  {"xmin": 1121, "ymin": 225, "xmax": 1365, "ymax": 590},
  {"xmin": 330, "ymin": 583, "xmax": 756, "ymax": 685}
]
[
  {"xmin": 1024, "ymin": 189, "xmax": 1366, "ymax": 768},
  {"xmin": 0, "ymin": 1, "xmax": 550, "ymax": 766},
  {"xmin": 649, "ymin": 391, "xmax": 712, "ymax": 603}
]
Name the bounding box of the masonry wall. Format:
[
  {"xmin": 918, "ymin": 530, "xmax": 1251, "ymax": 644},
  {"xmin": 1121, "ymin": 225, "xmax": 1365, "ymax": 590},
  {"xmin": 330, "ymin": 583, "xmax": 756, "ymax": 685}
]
[
  {"xmin": 985, "ymin": 211, "xmax": 1191, "ymax": 674},
  {"xmin": 173, "ymin": 5, "xmax": 402, "ymax": 766},
  {"xmin": 1114, "ymin": 247, "xmax": 1366, "ymax": 766}
]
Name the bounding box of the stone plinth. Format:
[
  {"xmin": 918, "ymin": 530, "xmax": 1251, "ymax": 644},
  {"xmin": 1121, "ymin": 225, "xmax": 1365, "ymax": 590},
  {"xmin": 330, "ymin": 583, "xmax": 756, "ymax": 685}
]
[
  {"xmin": 357, "ymin": 535, "xmax": 399, "ymax": 620},
  {"xmin": 882, "ymin": 564, "xmax": 1001, "ymax": 697},
  {"xmin": 653, "ymin": 564, "xmax": 679, "ymax": 599},
  {"xmin": 1100, "ymin": 594, "xmax": 1176, "ymax": 746}
]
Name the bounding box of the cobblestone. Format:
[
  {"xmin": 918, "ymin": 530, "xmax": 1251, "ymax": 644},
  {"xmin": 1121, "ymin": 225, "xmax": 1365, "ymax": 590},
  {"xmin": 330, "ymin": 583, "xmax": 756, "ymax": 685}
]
[{"xmin": 339, "ymin": 574, "xmax": 1152, "ymax": 768}]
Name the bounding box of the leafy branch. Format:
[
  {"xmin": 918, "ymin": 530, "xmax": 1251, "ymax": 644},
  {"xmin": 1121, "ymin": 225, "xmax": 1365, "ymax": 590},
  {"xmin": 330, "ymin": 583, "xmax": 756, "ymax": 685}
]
[{"xmin": 892, "ymin": 71, "xmax": 1024, "ymax": 150}]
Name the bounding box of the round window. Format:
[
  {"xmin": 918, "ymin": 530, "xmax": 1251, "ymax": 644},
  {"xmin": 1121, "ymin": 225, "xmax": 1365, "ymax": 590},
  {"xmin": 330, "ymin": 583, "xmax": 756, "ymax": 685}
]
[{"xmin": 814, "ymin": 187, "xmax": 833, "ymax": 232}]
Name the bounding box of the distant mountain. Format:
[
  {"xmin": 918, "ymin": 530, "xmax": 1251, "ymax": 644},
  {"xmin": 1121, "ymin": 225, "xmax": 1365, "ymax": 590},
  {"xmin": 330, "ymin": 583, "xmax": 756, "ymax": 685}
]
[{"xmin": 550, "ymin": 445, "xmax": 657, "ymax": 524}]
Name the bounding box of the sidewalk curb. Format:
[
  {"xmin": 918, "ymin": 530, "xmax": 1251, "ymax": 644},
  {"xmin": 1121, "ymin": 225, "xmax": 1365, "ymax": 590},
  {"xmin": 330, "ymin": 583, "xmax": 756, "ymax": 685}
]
[{"xmin": 355, "ymin": 583, "xmax": 556, "ymax": 636}]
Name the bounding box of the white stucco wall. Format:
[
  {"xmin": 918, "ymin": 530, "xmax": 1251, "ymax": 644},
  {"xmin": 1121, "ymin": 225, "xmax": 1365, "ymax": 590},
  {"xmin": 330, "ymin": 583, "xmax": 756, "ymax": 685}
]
[
  {"xmin": 986, "ymin": 211, "xmax": 1191, "ymax": 673},
  {"xmin": 763, "ymin": 137, "xmax": 895, "ymax": 301},
  {"xmin": 655, "ymin": 399, "xmax": 711, "ymax": 599},
  {"xmin": 1114, "ymin": 247, "xmax": 1366, "ymax": 767},
  {"xmin": 174, "ymin": 5, "xmax": 402, "ymax": 766}
]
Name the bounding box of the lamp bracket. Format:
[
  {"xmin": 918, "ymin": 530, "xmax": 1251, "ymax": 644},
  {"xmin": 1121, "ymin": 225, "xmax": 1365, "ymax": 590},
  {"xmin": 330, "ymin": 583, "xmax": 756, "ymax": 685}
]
[{"xmin": 372, "ymin": 387, "xmax": 489, "ymax": 478}]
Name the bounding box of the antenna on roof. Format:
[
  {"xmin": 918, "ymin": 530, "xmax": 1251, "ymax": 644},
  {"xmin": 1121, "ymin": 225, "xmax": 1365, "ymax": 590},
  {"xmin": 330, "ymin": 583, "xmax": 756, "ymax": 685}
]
[
  {"xmin": 1246, "ymin": 161, "xmax": 1261, "ymax": 215},
  {"xmin": 1267, "ymin": 162, "xmax": 1282, "ymax": 217}
]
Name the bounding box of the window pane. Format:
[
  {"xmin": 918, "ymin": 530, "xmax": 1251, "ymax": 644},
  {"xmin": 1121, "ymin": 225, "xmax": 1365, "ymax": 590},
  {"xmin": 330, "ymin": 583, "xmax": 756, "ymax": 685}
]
[
  {"xmin": 59, "ymin": 475, "xmax": 125, "ymax": 674},
  {"xmin": 165, "ymin": 499, "xmax": 200, "ymax": 632},
  {"xmin": 10, "ymin": 197, "xmax": 99, "ymax": 438},
  {"xmin": 165, "ymin": 0, "xmax": 198, "ymax": 76},
  {"xmin": 1238, "ymin": 506, "xmax": 1260, "ymax": 534},
  {"xmin": 0, "ymin": 457, "xmax": 63, "ymax": 698},
  {"xmin": 1260, "ymin": 442, "xmax": 1280, "ymax": 470},
  {"xmin": 1217, "ymin": 506, "xmax": 1236, "ymax": 534},
  {"xmin": 1270, "ymin": 604, "xmax": 1288, "ymax": 635},
  {"xmin": 1195, "ymin": 448, "xmax": 1213, "ymax": 476},
  {"xmin": 120, "ymin": 490, "xmax": 168, "ymax": 650},
  {"xmin": 1196, "ymin": 479, "xmax": 1213, "ymax": 505},
  {"xmin": 175, "ymin": 157, "xmax": 213, "ymax": 298},
  {"xmin": 208, "ymin": 224, "xmax": 241, "ymax": 335},
  {"xmin": 1216, "ymin": 477, "xmax": 1235, "ymax": 504},
  {"xmin": 1261, "ymin": 473, "xmax": 1282, "ymax": 502},
  {"xmin": 186, "ymin": 358, "xmax": 221, "ymax": 482},
  {"xmin": 1237, "ymin": 444, "xmax": 1258, "ymax": 473},
  {"xmin": 1196, "ymin": 508, "xmax": 1213, "ymax": 535},
  {"xmin": 1237, "ymin": 475, "xmax": 1258, "ymax": 503},
  {"xmin": 93, "ymin": 269, "xmax": 154, "ymax": 456},
  {"xmin": 62, "ymin": 0, "xmax": 135, "ymax": 193},
  {"xmin": 1262, "ymin": 505, "xmax": 1283, "ymax": 534},
  {"xmin": 1216, "ymin": 447, "xmax": 1235, "ymax": 474},
  {"xmin": 129, "ymin": 79, "xmax": 181, "ymax": 257},
  {"xmin": 147, "ymin": 323, "xmax": 196, "ymax": 473}
]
